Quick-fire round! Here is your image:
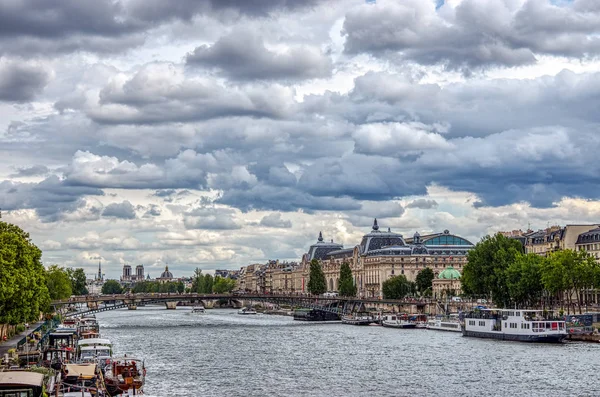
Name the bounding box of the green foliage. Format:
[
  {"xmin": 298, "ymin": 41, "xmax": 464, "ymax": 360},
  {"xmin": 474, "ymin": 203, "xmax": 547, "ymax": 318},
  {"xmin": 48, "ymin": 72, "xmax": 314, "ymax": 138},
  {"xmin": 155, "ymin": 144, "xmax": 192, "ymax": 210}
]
[
  {"xmin": 66, "ymin": 267, "xmax": 88, "ymax": 295},
  {"xmin": 307, "ymin": 259, "xmax": 327, "ymax": 295},
  {"xmin": 101, "ymin": 280, "xmax": 123, "ymax": 294},
  {"xmin": 45, "ymin": 265, "xmax": 73, "ymax": 300},
  {"xmin": 338, "ymin": 262, "xmax": 357, "ymax": 297},
  {"xmin": 542, "ymin": 249, "xmax": 600, "ymax": 313},
  {"xmin": 213, "ymin": 276, "xmax": 236, "ymax": 293},
  {"xmin": 382, "ymin": 275, "xmax": 414, "ymax": 299},
  {"xmin": 462, "ymin": 233, "xmax": 523, "ymax": 307},
  {"xmin": 0, "ymin": 221, "xmax": 50, "ymax": 324},
  {"xmin": 415, "ymin": 268, "xmax": 434, "ymax": 296},
  {"xmin": 506, "ymin": 253, "xmax": 544, "ymax": 307},
  {"xmin": 176, "ymin": 281, "xmax": 184, "ymax": 294}
]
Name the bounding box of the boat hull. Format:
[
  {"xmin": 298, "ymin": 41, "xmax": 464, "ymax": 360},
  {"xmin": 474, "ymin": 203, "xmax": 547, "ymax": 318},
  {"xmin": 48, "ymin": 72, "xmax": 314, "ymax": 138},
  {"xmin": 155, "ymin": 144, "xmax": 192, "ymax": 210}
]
[
  {"xmin": 342, "ymin": 319, "xmax": 373, "ymax": 325},
  {"xmin": 382, "ymin": 322, "xmax": 416, "ymax": 329},
  {"xmin": 427, "ymin": 325, "xmax": 462, "ymax": 333},
  {"xmin": 462, "ymin": 330, "xmax": 567, "ymax": 343}
]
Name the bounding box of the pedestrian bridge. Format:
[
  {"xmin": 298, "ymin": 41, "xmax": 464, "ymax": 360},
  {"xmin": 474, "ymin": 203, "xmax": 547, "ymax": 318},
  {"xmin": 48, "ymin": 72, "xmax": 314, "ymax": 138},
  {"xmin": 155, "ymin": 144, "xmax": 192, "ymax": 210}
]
[{"xmin": 51, "ymin": 293, "xmax": 462, "ymax": 317}]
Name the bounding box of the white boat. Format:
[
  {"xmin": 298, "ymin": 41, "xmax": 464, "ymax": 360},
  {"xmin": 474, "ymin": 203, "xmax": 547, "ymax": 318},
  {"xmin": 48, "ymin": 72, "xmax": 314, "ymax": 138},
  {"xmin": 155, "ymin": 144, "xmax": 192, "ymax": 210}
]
[
  {"xmin": 427, "ymin": 314, "xmax": 462, "ymax": 332},
  {"xmin": 191, "ymin": 306, "xmax": 205, "ymax": 314},
  {"xmin": 342, "ymin": 313, "xmax": 375, "ymax": 326},
  {"xmin": 238, "ymin": 307, "xmax": 257, "ymax": 315},
  {"xmin": 462, "ymin": 309, "xmax": 567, "ymax": 343},
  {"xmin": 381, "ymin": 314, "xmax": 416, "ymax": 329}
]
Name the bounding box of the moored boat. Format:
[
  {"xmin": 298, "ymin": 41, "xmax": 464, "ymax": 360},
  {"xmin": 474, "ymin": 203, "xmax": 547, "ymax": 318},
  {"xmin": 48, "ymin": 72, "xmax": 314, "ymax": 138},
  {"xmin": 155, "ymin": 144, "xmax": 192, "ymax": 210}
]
[
  {"xmin": 103, "ymin": 356, "xmax": 145, "ymax": 396},
  {"xmin": 462, "ymin": 309, "xmax": 567, "ymax": 343},
  {"xmin": 342, "ymin": 313, "xmax": 375, "ymax": 325},
  {"xmin": 0, "ymin": 371, "xmax": 45, "ymax": 397},
  {"xmin": 381, "ymin": 314, "xmax": 417, "ymax": 329},
  {"xmin": 427, "ymin": 314, "xmax": 462, "ymax": 332}
]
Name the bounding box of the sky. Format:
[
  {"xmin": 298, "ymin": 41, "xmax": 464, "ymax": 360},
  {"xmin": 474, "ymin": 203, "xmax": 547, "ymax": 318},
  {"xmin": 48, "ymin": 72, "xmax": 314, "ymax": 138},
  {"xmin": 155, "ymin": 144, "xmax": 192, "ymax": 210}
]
[{"xmin": 2, "ymin": 0, "xmax": 600, "ymax": 279}]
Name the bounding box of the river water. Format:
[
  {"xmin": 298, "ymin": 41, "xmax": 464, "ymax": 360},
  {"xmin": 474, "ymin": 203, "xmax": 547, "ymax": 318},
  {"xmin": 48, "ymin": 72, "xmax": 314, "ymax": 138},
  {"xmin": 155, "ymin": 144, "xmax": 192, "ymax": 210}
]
[{"xmin": 96, "ymin": 306, "xmax": 599, "ymax": 397}]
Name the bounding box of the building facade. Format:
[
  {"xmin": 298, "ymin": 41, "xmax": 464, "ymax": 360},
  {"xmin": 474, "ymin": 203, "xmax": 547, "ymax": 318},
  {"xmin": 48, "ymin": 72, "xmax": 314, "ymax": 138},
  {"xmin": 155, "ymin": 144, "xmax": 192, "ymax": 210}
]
[{"xmin": 235, "ymin": 219, "xmax": 474, "ymax": 298}]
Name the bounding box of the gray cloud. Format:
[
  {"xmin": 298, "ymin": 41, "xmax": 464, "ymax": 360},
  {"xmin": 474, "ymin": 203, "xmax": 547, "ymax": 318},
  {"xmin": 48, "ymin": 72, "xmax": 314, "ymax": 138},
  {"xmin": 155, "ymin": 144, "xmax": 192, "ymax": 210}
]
[
  {"xmin": 342, "ymin": 0, "xmax": 600, "ymax": 71},
  {"xmin": 406, "ymin": 199, "xmax": 438, "ymax": 209},
  {"xmin": 183, "ymin": 207, "xmax": 242, "ymax": 230},
  {"xmin": 259, "ymin": 212, "xmax": 292, "ymax": 228},
  {"xmin": 0, "ymin": 176, "xmax": 104, "ymax": 222},
  {"xmin": 102, "ymin": 200, "xmax": 136, "ymax": 219},
  {"xmin": 9, "ymin": 165, "xmax": 49, "ymax": 177},
  {"xmin": 186, "ymin": 30, "xmax": 332, "ymax": 80},
  {"xmin": 89, "ymin": 63, "xmax": 294, "ymax": 124},
  {"xmin": 0, "ymin": 60, "xmax": 49, "ymax": 102}
]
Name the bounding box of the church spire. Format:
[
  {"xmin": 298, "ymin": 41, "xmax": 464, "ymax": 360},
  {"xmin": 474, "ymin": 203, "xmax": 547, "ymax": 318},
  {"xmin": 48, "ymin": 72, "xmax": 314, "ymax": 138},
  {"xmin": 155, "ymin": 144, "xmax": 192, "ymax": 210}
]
[
  {"xmin": 318, "ymin": 231, "xmax": 323, "ymax": 242},
  {"xmin": 372, "ymin": 218, "xmax": 379, "ymax": 231}
]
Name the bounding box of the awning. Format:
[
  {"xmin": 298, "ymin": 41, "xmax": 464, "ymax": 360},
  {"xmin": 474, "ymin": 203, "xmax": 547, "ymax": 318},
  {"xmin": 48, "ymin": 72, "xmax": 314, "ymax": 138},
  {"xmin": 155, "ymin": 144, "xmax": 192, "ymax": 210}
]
[{"xmin": 64, "ymin": 364, "xmax": 97, "ymax": 379}]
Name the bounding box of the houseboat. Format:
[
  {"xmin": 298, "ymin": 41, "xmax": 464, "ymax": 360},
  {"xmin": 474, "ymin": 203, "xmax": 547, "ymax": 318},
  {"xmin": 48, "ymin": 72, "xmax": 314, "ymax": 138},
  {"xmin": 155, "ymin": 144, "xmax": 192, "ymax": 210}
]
[
  {"xmin": 342, "ymin": 313, "xmax": 375, "ymax": 326},
  {"xmin": 427, "ymin": 314, "xmax": 462, "ymax": 332},
  {"xmin": 381, "ymin": 314, "xmax": 417, "ymax": 329},
  {"xmin": 0, "ymin": 371, "xmax": 45, "ymax": 397},
  {"xmin": 462, "ymin": 309, "xmax": 567, "ymax": 343}
]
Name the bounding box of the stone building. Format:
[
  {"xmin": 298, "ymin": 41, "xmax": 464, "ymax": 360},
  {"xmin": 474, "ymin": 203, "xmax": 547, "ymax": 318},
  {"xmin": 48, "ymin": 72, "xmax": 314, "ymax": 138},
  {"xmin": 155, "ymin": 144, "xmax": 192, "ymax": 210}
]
[
  {"xmin": 432, "ymin": 266, "xmax": 462, "ymax": 299},
  {"xmin": 234, "ymin": 219, "xmax": 474, "ymax": 298},
  {"xmin": 575, "ymin": 227, "xmax": 600, "ymax": 261},
  {"xmin": 523, "ymin": 225, "xmax": 599, "ymax": 256},
  {"xmin": 156, "ymin": 265, "xmax": 174, "ymax": 283}
]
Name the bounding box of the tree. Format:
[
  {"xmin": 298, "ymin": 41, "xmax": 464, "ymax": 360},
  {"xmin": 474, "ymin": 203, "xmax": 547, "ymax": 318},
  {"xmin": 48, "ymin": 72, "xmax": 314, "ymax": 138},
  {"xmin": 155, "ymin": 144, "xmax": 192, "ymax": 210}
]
[
  {"xmin": 176, "ymin": 281, "xmax": 184, "ymax": 294},
  {"xmin": 505, "ymin": 253, "xmax": 544, "ymax": 308},
  {"xmin": 213, "ymin": 276, "xmax": 236, "ymax": 293},
  {"xmin": 415, "ymin": 268, "xmax": 434, "ymax": 296},
  {"xmin": 45, "ymin": 265, "xmax": 72, "ymax": 300},
  {"xmin": 0, "ymin": 221, "xmax": 50, "ymax": 326},
  {"xmin": 307, "ymin": 259, "xmax": 327, "ymax": 295},
  {"xmin": 382, "ymin": 275, "xmax": 413, "ymax": 299},
  {"xmin": 462, "ymin": 233, "xmax": 523, "ymax": 307},
  {"xmin": 203, "ymin": 274, "xmax": 214, "ymax": 294},
  {"xmin": 67, "ymin": 268, "xmax": 89, "ymax": 295},
  {"xmin": 101, "ymin": 280, "xmax": 123, "ymax": 294},
  {"xmin": 191, "ymin": 268, "xmax": 202, "ymax": 293},
  {"xmin": 338, "ymin": 262, "xmax": 357, "ymax": 297}
]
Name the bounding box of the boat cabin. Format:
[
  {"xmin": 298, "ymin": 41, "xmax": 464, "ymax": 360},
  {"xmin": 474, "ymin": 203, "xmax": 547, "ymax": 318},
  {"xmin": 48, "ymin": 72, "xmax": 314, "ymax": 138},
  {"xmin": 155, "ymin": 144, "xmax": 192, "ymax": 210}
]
[
  {"xmin": 0, "ymin": 371, "xmax": 44, "ymax": 397},
  {"xmin": 463, "ymin": 309, "xmax": 567, "ymax": 342}
]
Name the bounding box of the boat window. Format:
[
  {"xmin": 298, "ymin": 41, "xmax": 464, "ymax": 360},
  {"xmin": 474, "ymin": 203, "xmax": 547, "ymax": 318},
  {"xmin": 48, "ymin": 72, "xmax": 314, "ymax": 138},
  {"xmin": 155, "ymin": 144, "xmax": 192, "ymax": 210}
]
[{"xmin": 516, "ymin": 312, "xmax": 520, "ymax": 316}]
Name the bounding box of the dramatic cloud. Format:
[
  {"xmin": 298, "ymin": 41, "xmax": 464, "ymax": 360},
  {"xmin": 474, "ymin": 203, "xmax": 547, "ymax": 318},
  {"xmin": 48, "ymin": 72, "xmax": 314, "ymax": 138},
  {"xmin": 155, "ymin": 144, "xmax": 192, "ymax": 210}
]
[
  {"xmin": 89, "ymin": 63, "xmax": 295, "ymax": 124},
  {"xmin": 342, "ymin": 0, "xmax": 600, "ymax": 71},
  {"xmin": 186, "ymin": 30, "xmax": 332, "ymax": 80},
  {"xmin": 2, "ymin": 0, "xmax": 600, "ymax": 276},
  {"xmin": 0, "ymin": 59, "xmax": 49, "ymax": 101}
]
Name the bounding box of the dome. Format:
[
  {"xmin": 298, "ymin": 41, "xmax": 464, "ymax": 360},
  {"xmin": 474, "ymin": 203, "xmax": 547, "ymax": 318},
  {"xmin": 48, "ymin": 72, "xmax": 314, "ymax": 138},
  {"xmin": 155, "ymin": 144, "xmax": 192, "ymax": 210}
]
[
  {"xmin": 438, "ymin": 266, "xmax": 461, "ymax": 280},
  {"xmin": 160, "ymin": 265, "xmax": 173, "ymax": 279}
]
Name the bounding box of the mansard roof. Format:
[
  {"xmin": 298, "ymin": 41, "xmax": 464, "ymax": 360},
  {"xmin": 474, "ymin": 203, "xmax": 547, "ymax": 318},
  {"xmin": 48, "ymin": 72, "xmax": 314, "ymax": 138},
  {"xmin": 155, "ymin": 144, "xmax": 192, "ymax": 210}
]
[{"xmin": 306, "ymin": 231, "xmax": 343, "ymax": 261}]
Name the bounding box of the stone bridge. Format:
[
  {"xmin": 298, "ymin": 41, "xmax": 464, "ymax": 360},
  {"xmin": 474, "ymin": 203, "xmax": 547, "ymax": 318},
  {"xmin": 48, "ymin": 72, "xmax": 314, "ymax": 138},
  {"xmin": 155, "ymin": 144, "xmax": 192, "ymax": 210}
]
[{"xmin": 52, "ymin": 293, "xmax": 473, "ymax": 317}]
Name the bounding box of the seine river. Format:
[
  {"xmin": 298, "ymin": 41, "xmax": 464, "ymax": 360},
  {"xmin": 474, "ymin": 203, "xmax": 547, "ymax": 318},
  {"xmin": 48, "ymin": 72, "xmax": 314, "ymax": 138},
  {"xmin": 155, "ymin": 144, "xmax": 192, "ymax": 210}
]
[{"xmin": 97, "ymin": 306, "xmax": 599, "ymax": 397}]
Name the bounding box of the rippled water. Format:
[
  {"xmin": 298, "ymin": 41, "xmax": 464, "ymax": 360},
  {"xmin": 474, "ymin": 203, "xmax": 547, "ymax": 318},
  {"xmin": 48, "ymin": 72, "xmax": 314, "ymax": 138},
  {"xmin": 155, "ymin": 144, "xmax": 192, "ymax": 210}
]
[{"xmin": 96, "ymin": 306, "xmax": 600, "ymax": 397}]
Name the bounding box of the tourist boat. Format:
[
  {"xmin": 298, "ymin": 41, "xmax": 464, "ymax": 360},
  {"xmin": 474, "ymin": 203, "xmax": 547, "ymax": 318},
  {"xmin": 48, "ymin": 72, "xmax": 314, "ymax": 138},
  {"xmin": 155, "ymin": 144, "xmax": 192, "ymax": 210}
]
[
  {"xmin": 0, "ymin": 371, "xmax": 45, "ymax": 397},
  {"xmin": 381, "ymin": 314, "xmax": 417, "ymax": 329},
  {"xmin": 427, "ymin": 314, "xmax": 462, "ymax": 332},
  {"xmin": 103, "ymin": 356, "xmax": 146, "ymax": 396},
  {"xmin": 462, "ymin": 309, "xmax": 567, "ymax": 343},
  {"xmin": 191, "ymin": 306, "xmax": 206, "ymax": 314},
  {"xmin": 342, "ymin": 313, "xmax": 375, "ymax": 326},
  {"xmin": 238, "ymin": 307, "xmax": 257, "ymax": 315},
  {"xmin": 76, "ymin": 338, "xmax": 113, "ymax": 359}
]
